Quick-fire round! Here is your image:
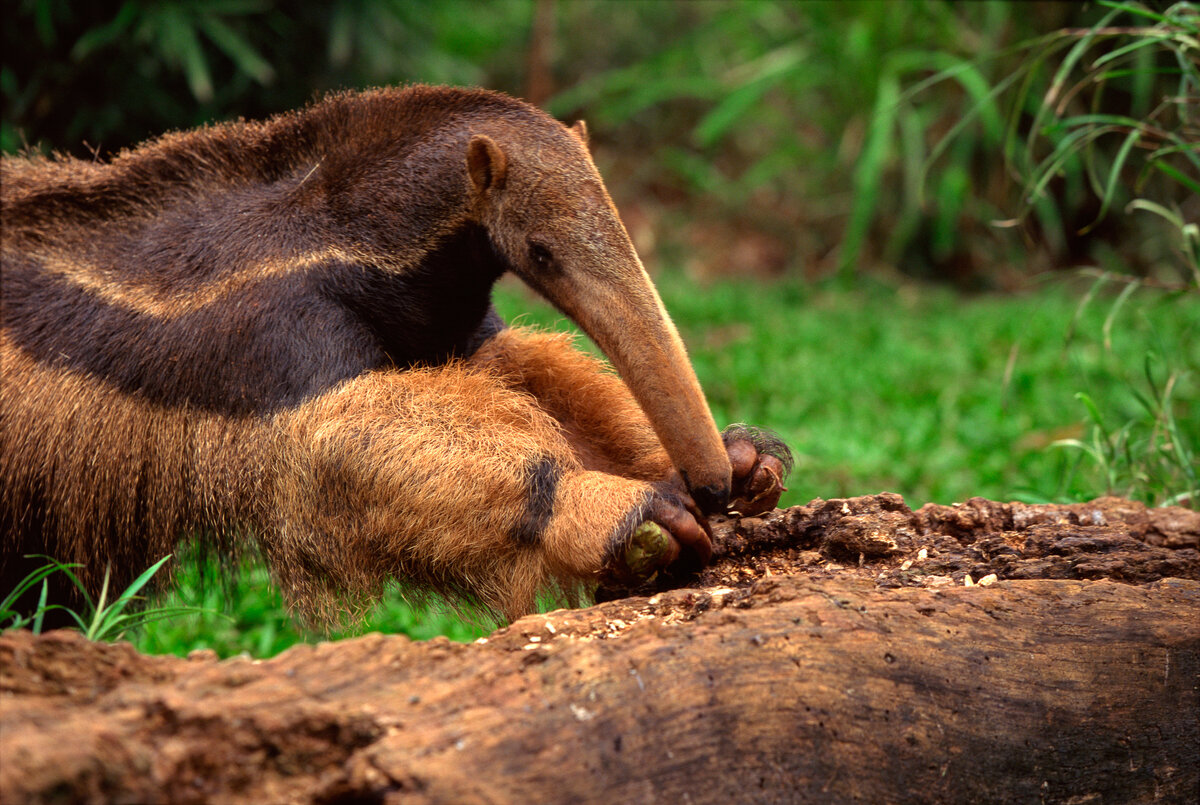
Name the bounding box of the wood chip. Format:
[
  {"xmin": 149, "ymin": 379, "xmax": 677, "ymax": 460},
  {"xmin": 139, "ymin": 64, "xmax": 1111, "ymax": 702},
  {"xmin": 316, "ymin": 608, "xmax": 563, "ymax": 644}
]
[{"xmin": 569, "ymin": 704, "xmax": 595, "ymax": 722}]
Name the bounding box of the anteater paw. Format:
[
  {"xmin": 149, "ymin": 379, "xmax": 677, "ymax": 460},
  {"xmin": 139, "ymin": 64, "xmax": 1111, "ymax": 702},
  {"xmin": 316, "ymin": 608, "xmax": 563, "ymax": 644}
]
[
  {"xmin": 604, "ymin": 485, "xmax": 713, "ymax": 585},
  {"xmin": 723, "ymin": 424, "xmax": 794, "ymax": 516}
]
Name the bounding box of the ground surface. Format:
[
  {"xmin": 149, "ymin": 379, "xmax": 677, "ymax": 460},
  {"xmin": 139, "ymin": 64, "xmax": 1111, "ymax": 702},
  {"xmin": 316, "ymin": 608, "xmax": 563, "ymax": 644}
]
[{"xmin": 2, "ymin": 494, "xmax": 1198, "ymax": 804}]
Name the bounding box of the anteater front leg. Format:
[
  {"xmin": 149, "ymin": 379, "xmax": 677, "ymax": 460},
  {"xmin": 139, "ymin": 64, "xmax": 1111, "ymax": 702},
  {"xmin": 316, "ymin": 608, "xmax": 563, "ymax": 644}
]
[
  {"xmin": 470, "ymin": 325, "xmax": 794, "ymax": 517},
  {"xmin": 469, "ymin": 326, "xmax": 678, "ymax": 483},
  {"xmin": 265, "ymin": 363, "xmax": 707, "ymax": 623}
]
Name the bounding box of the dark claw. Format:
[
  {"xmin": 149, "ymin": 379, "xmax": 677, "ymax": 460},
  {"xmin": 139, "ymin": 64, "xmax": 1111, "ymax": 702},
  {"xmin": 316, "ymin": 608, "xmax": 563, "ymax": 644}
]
[
  {"xmin": 649, "ymin": 489, "xmax": 713, "ymax": 568},
  {"xmin": 722, "ymin": 424, "xmax": 793, "ymax": 516},
  {"xmin": 729, "ymin": 454, "xmax": 786, "ymax": 516}
]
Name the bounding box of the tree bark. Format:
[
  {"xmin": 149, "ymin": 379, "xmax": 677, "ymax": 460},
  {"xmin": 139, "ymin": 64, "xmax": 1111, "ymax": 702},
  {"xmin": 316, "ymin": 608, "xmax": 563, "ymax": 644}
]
[
  {"xmin": 525, "ymin": 0, "xmax": 556, "ymax": 107},
  {"xmin": 2, "ymin": 494, "xmax": 1197, "ymax": 804}
]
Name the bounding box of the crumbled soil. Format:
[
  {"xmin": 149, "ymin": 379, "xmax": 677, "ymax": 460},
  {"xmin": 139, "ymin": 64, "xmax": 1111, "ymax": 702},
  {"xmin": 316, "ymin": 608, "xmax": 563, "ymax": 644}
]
[
  {"xmin": 598, "ymin": 493, "xmax": 1199, "ymax": 603},
  {"xmin": 2, "ymin": 494, "xmax": 1197, "ymax": 804}
]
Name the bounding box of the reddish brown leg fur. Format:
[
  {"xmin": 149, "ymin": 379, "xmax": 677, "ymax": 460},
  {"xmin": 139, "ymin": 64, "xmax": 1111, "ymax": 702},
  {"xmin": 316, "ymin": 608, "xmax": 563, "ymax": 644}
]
[
  {"xmin": 2, "ymin": 326, "xmax": 709, "ymax": 625},
  {"xmin": 469, "ymin": 327, "xmax": 678, "ymax": 485},
  {"xmin": 267, "ymin": 358, "xmax": 666, "ymax": 622}
]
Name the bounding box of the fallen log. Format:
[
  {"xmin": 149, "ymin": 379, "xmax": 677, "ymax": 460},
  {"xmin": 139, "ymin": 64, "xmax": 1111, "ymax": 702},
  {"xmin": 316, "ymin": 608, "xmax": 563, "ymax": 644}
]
[{"xmin": 2, "ymin": 494, "xmax": 1197, "ymax": 804}]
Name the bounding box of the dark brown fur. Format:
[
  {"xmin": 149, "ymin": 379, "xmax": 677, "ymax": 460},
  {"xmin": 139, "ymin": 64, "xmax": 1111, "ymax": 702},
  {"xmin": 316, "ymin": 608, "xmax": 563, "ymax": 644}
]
[{"xmin": 1, "ymin": 86, "xmax": 781, "ymax": 621}]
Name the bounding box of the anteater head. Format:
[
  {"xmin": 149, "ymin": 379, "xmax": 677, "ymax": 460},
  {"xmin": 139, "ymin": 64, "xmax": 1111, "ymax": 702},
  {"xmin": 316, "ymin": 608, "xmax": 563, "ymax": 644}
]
[{"xmin": 461, "ymin": 118, "xmax": 731, "ymax": 513}]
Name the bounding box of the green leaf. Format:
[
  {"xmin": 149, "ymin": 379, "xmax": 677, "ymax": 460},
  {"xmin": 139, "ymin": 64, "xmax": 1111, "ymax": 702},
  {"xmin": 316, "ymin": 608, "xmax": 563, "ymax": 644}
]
[
  {"xmin": 61, "ymin": 606, "xmax": 92, "ymax": 633},
  {"xmin": 919, "ymin": 59, "xmax": 1031, "ymax": 205},
  {"xmin": 1027, "ymin": 5, "xmax": 1124, "ymax": 153},
  {"xmin": 1082, "ymin": 127, "xmax": 1143, "ymax": 233},
  {"xmin": 120, "ymin": 554, "xmax": 175, "ymax": 601},
  {"xmin": 198, "ymin": 15, "xmax": 275, "ymax": 85},
  {"xmin": 1142, "ymin": 352, "xmax": 1164, "ymax": 404},
  {"xmin": 34, "ymin": 0, "xmax": 57, "ymax": 46},
  {"xmin": 1092, "ymin": 34, "xmax": 1173, "ymax": 68},
  {"xmin": 71, "ymin": 2, "xmax": 140, "ymax": 60},
  {"xmin": 0, "ymin": 562, "xmax": 63, "ymax": 616},
  {"xmin": 1025, "ymin": 124, "xmax": 1119, "ymax": 206},
  {"xmin": 18, "ymin": 556, "xmax": 94, "ymax": 612},
  {"xmin": 85, "ymin": 564, "xmax": 113, "ymax": 641},
  {"xmin": 1097, "ymin": 0, "xmax": 1168, "ymax": 25},
  {"xmin": 89, "ymin": 555, "xmax": 174, "ymax": 639},
  {"xmin": 694, "ymin": 44, "xmax": 806, "ymax": 148},
  {"xmin": 1051, "ymin": 438, "xmax": 1105, "ymax": 465},
  {"xmin": 1151, "ymin": 160, "xmax": 1200, "ymax": 196},
  {"xmin": 839, "ymin": 69, "xmax": 899, "ymax": 280},
  {"xmin": 1076, "ymin": 391, "xmax": 1109, "ymax": 436},
  {"xmin": 1126, "ymin": 199, "xmax": 1185, "ymax": 229},
  {"xmin": 158, "ymin": 7, "xmax": 214, "ymax": 103},
  {"xmin": 1102, "ymin": 280, "xmax": 1140, "ymax": 350},
  {"xmin": 31, "ymin": 581, "xmax": 49, "ymax": 635},
  {"xmin": 328, "ymin": 5, "xmax": 356, "ymax": 66},
  {"xmin": 932, "ymin": 163, "xmax": 969, "ymax": 259}
]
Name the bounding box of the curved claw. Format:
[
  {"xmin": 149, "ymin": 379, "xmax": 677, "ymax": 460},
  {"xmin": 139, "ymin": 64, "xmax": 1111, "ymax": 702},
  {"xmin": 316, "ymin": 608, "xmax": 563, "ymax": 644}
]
[{"xmin": 724, "ymin": 425, "xmax": 792, "ymax": 516}]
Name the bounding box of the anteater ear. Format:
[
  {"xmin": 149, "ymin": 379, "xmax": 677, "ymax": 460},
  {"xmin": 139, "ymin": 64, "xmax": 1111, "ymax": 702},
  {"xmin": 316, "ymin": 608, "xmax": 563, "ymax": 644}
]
[
  {"xmin": 570, "ymin": 120, "xmax": 589, "ymax": 148},
  {"xmin": 467, "ymin": 134, "xmax": 507, "ymax": 192}
]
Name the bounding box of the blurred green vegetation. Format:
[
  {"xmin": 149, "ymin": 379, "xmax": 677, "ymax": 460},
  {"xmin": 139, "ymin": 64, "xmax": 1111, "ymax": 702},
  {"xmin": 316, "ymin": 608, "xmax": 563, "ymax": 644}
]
[
  {"xmin": 5, "ymin": 0, "xmax": 1196, "ymax": 285},
  {"xmin": 133, "ymin": 546, "xmax": 487, "ymax": 659}
]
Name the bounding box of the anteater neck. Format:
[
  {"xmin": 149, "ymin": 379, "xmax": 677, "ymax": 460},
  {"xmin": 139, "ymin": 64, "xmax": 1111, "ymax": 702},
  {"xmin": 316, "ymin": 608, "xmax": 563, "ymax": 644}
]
[{"xmin": 320, "ymin": 221, "xmax": 510, "ymax": 369}]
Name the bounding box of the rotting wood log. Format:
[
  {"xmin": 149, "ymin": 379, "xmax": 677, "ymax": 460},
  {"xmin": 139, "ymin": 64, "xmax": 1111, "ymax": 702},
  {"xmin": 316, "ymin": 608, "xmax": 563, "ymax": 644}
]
[{"xmin": 1, "ymin": 494, "xmax": 1197, "ymax": 805}]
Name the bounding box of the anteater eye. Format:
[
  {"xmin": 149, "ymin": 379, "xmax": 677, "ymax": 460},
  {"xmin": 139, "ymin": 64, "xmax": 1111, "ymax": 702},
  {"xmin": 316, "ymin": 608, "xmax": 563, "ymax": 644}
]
[{"xmin": 528, "ymin": 242, "xmax": 554, "ymax": 269}]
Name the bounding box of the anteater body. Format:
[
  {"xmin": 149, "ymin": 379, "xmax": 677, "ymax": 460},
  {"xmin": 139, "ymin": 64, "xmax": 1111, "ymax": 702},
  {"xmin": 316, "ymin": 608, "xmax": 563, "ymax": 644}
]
[{"xmin": 1, "ymin": 86, "xmax": 787, "ymax": 620}]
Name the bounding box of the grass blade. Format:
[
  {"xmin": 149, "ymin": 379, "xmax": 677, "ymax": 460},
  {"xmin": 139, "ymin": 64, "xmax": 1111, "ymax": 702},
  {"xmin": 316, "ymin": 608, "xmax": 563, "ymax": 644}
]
[
  {"xmin": 0, "ymin": 563, "xmax": 62, "ymax": 614},
  {"xmin": 31, "ymin": 581, "xmax": 50, "ymax": 634},
  {"xmin": 120, "ymin": 555, "xmax": 174, "ymax": 601},
  {"xmin": 1151, "ymin": 161, "xmax": 1200, "ymax": 196},
  {"xmin": 1102, "ymin": 280, "xmax": 1141, "ymax": 350},
  {"xmin": 1126, "ymin": 199, "xmax": 1185, "ymax": 229},
  {"xmin": 839, "ymin": 69, "xmax": 899, "ymax": 280},
  {"xmin": 1083, "ymin": 127, "xmax": 1144, "ymax": 232},
  {"xmin": 86, "ymin": 565, "xmax": 113, "ymax": 641},
  {"xmin": 1027, "ymin": 5, "xmax": 1124, "ymax": 154},
  {"xmin": 87, "ymin": 555, "xmax": 175, "ymax": 641},
  {"xmin": 1092, "ymin": 34, "xmax": 1173, "ymax": 67}
]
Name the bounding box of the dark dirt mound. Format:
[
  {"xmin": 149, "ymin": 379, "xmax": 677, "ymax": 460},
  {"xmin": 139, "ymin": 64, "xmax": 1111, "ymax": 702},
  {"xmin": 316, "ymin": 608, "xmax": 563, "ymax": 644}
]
[{"xmin": 2, "ymin": 494, "xmax": 1197, "ymax": 804}]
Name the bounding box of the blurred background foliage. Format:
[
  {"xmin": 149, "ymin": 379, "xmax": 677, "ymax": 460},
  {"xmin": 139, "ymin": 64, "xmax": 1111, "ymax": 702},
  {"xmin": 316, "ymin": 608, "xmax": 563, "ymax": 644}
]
[
  {"xmin": 4, "ymin": 0, "xmax": 1196, "ymax": 287},
  {"xmin": 3, "ymin": 0, "xmax": 1197, "ymax": 652}
]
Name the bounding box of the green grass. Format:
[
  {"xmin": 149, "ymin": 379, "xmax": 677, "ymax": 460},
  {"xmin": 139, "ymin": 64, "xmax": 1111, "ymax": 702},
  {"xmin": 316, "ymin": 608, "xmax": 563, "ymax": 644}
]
[
  {"xmin": 133, "ymin": 549, "xmax": 487, "ymax": 659},
  {"xmin": 129, "ymin": 275, "xmax": 1196, "ymax": 658},
  {"xmin": 500, "ymin": 272, "xmax": 1197, "ymax": 507}
]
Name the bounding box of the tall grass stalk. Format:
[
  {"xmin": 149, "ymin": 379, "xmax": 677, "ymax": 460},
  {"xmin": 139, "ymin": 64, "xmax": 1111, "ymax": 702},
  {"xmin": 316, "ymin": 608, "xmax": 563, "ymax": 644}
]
[{"xmin": 921, "ymin": 0, "xmax": 1198, "ymax": 284}]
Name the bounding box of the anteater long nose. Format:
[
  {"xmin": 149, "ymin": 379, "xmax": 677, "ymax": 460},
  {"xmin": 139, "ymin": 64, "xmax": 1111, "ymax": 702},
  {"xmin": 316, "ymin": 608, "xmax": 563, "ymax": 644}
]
[{"xmin": 541, "ymin": 268, "xmax": 732, "ymax": 514}]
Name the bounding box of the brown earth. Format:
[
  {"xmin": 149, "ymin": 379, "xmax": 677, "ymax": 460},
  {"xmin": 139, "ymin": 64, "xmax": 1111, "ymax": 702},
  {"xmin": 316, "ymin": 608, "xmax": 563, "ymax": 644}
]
[{"xmin": 2, "ymin": 494, "xmax": 1198, "ymax": 804}]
